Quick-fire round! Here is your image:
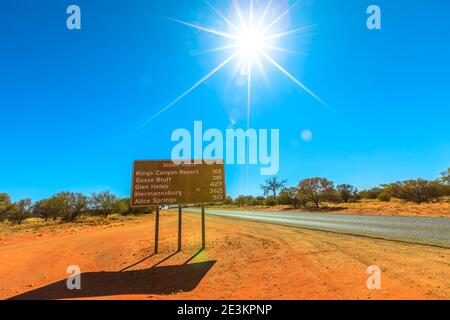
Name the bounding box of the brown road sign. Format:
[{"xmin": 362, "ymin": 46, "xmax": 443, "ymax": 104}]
[{"xmin": 131, "ymin": 160, "xmax": 226, "ymax": 207}]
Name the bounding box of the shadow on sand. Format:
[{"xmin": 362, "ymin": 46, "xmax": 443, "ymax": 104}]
[{"xmin": 10, "ymin": 251, "xmax": 215, "ymax": 300}]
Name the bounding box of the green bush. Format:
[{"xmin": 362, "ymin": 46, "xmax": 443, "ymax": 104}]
[
  {"xmin": 248, "ymin": 198, "xmax": 263, "ymax": 206},
  {"xmin": 359, "ymin": 187, "xmax": 383, "ymax": 199},
  {"xmin": 384, "ymin": 179, "xmax": 443, "ymax": 204},
  {"xmin": 377, "ymin": 192, "xmax": 391, "ymax": 202},
  {"xmin": 264, "ymin": 197, "xmax": 278, "ymax": 206}
]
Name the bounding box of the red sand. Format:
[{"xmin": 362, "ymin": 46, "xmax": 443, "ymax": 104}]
[{"xmin": 0, "ymin": 211, "xmax": 449, "ymax": 300}]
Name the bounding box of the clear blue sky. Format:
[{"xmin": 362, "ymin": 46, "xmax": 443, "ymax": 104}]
[{"xmin": 1, "ymin": 0, "xmax": 449, "ymax": 202}]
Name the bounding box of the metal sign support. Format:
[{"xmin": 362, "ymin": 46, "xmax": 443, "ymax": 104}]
[
  {"xmin": 178, "ymin": 205, "xmax": 182, "ymax": 252},
  {"xmin": 201, "ymin": 205, "xmax": 206, "ymax": 249},
  {"xmin": 154, "ymin": 206, "xmax": 160, "ymax": 254}
]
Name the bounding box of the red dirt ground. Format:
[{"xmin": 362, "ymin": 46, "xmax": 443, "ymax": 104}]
[{"xmin": 0, "ymin": 211, "xmax": 449, "ymax": 300}]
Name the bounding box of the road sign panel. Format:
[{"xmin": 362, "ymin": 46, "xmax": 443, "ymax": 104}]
[{"xmin": 131, "ymin": 160, "xmax": 226, "ymax": 207}]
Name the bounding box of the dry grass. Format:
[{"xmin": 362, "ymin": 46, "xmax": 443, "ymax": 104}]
[
  {"xmin": 0, "ymin": 214, "xmax": 149, "ymax": 237},
  {"xmin": 332, "ymin": 198, "xmax": 450, "ymax": 217},
  {"xmin": 220, "ymin": 198, "xmax": 450, "ymax": 218}
]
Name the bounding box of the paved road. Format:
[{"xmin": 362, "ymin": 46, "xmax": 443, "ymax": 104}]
[{"xmin": 186, "ymin": 208, "xmax": 450, "ymax": 248}]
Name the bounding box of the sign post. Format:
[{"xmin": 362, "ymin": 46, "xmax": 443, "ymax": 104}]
[
  {"xmin": 130, "ymin": 160, "xmax": 226, "ymax": 253},
  {"xmin": 178, "ymin": 205, "xmax": 182, "ymax": 252},
  {"xmin": 154, "ymin": 206, "xmax": 160, "ymax": 254},
  {"xmin": 201, "ymin": 205, "xmax": 206, "ymax": 249}
]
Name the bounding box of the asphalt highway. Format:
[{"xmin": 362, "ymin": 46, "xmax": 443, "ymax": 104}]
[{"xmin": 186, "ymin": 208, "xmax": 450, "ymax": 248}]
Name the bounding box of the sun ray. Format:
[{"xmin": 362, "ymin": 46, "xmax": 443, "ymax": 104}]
[
  {"xmin": 171, "ymin": 18, "xmax": 238, "ymax": 40},
  {"xmin": 234, "ymin": 54, "xmax": 246, "ymax": 78},
  {"xmin": 254, "ymin": 54, "xmax": 263, "ymax": 74},
  {"xmin": 191, "ymin": 44, "xmax": 238, "ymax": 56},
  {"xmin": 262, "ymin": 0, "xmax": 301, "ymax": 34},
  {"xmin": 233, "ymin": 0, "xmax": 248, "ymax": 31},
  {"xmin": 254, "ymin": 54, "xmax": 268, "ymax": 82},
  {"xmin": 225, "ymin": 54, "xmax": 246, "ymax": 91},
  {"xmin": 254, "ymin": 53, "xmax": 277, "ymax": 103},
  {"xmin": 260, "ymin": 51, "xmax": 331, "ymax": 110},
  {"xmin": 263, "ymin": 44, "xmax": 303, "ymax": 55},
  {"xmin": 257, "ymin": 0, "xmax": 272, "ymax": 30},
  {"xmin": 249, "ymin": 0, "xmax": 254, "ymax": 28},
  {"xmin": 247, "ymin": 60, "xmax": 253, "ymax": 129},
  {"xmin": 264, "ymin": 24, "xmax": 317, "ymax": 41},
  {"xmin": 205, "ymin": 0, "xmax": 240, "ymax": 33},
  {"xmin": 143, "ymin": 52, "xmax": 239, "ymax": 125}
]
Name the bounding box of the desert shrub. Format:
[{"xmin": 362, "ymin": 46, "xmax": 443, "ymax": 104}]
[
  {"xmin": 277, "ymin": 188, "xmax": 301, "ymax": 207},
  {"xmin": 264, "ymin": 197, "xmax": 278, "ymax": 206},
  {"xmin": 359, "ymin": 187, "xmax": 384, "ymax": 199},
  {"xmin": 116, "ymin": 199, "xmax": 154, "ymax": 215},
  {"xmin": 234, "ymin": 195, "xmax": 254, "ymax": 207},
  {"xmin": 384, "ymin": 179, "xmax": 442, "ymax": 204},
  {"xmin": 320, "ymin": 190, "xmax": 341, "ymax": 203},
  {"xmin": 445, "ymin": 186, "xmax": 450, "ymax": 197},
  {"xmin": 296, "ymin": 193, "xmax": 310, "ymax": 207},
  {"xmin": 248, "ymin": 198, "xmax": 263, "ymax": 206},
  {"xmin": 437, "ymin": 184, "xmax": 450, "ymax": 197},
  {"xmin": 337, "ymin": 184, "xmax": 358, "ymax": 203},
  {"xmin": 224, "ymin": 196, "xmax": 233, "ymax": 205},
  {"xmin": 377, "ymin": 192, "xmax": 391, "ymax": 202}
]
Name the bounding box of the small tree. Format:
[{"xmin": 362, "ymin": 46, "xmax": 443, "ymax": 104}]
[
  {"xmin": 7, "ymin": 199, "xmax": 32, "ymax": 224},
  {"xmin": 53, "ymin": 192, "xmax": 88, "ymax": 221},
  {"xmin": 234, "ymin": 195, "xmax": 249, "ymax": 207},
  {"xmin": 33, "ymin": 197, "xmax": 64, "ymax": 221},
  {"xmin": 296, "ymin": 192, "xmax": 310, "ymax": 207},
  {"xmin": 33, "ymin": 199, "xmax": 52, "ymax": 221},
  {"xmin": 298, "ymin": 177, "xmax": 334, "ymax": 208},
  {"xmin": 441, "ymin": 168, "xmax": 450, "ymax": 185},
  {"xmin": 0, "ymin": 193, "xmax": 11, "ymax": 221},
  {"xmin": 337, "ymin": 184, "xmax": 357, "ymax": 203},
  {"xmin": 384, "ymin": 179, "xmax": 441, "ymax": 204},
  {"xmin": 260, "ymin": 177, "xmax": 287, "ymax": 198},
  {"xmin": 90, "ymin": 191, "xmax": 119, "ymax": 218},
  {"xmin": 224, "ymin": 196, "xmax": 233, "ymax": 205},
  {"xmin": 0, "ymin": 193, "xmax": 11, "ymax": 206},
  {"xmin": 278, "ymin": 188, "xmax": 303, "ymax": 208},
  {"xmin": 278, "ymin": 189, "xmax": 294, "ymax": 206}
]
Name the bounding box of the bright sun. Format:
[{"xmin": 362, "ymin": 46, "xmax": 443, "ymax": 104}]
[
  {"xmin": 146, "ymin": 0, "xmax": 329, "ymax": 126},
  {"xmin": 237, "ymin": 29, "xmax": 265, "ymax": 59}
]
